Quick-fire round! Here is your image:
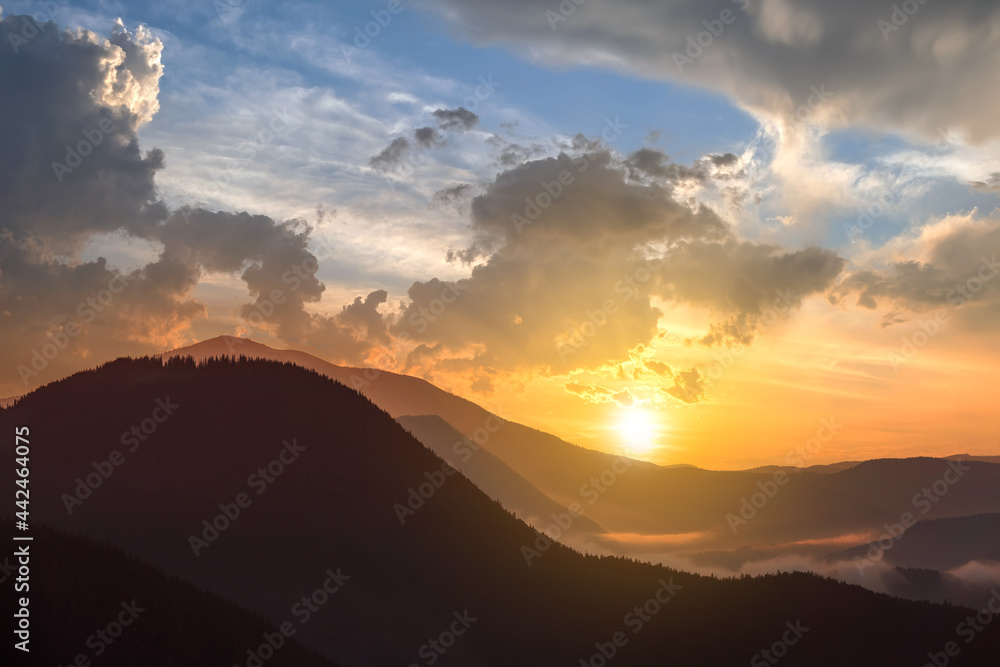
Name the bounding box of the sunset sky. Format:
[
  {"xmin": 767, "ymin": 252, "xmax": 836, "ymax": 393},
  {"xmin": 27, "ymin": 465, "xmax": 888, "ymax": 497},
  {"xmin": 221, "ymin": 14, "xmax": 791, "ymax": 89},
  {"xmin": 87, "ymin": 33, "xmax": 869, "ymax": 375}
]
[{"xmin": 3, "ymin": 0, "xmax": 1000, "ymax": 468}]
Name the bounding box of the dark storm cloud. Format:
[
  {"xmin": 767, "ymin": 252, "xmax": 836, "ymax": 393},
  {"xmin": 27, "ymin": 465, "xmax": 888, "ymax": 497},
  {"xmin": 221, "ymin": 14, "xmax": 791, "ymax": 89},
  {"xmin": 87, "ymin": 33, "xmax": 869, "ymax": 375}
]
[
  {"xmin": 429, "ymin": 0, "xmax": 1000, "ymax": 142},
  {"xmin": 0, "ymin": 17, "xmax": 166, "ymax": 252},
  {"xmin": 0, "ymin": 15, "xmax": 381, "ymax": 388}
]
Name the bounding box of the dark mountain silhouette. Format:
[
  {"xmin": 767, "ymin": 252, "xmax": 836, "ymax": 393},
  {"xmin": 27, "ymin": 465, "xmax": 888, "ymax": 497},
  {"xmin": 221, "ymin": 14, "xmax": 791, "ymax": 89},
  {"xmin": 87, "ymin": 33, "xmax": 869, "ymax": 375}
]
[
  {"xmin": 945, "ymin": 454, "xmax": 1000, "ymax": 464},
  {"xmin": 878, "ymin": 567, "xmax": 1000, "ymax": 609},
  {"xmin": 397, "ymin": 414, "xmax": 605, "ymax": 534},
  {"xmin": 830, "ymin": 513, "xmax": 1000, "ymax": 571},
  {"xmin": 0, "ymin": 518, "xmax": 339, "ymax": 666},
  {"xmin": 4, "ymin": 356, "xmax": 1000, "ymax": 665},
  {"xmin": 162, "ymin": 338, "xmax": 1000, "ymax": 552},
  {"xmin": 161, "ymin": 336, "xmax": 505, "ymax": 437},
  {"xmin": 742, "ymin": 461, "xmax": 864, "ymax": 475},
  {"xmin": 744, "ymin": 455, "xmax": 1000, "ymax": 477}
]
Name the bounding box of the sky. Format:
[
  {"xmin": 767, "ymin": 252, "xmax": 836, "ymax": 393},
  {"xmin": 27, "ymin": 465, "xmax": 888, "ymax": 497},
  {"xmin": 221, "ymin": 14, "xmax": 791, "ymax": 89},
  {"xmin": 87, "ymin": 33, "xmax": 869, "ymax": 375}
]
[{"xmin": 2, "ymin": 0, "xmax": 1000, "ymax": 469}]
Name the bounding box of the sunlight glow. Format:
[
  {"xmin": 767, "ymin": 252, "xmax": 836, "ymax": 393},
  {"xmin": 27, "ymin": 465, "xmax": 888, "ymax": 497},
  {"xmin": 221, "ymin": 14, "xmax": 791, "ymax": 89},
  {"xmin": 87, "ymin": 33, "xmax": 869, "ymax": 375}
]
[{"xmin": 616, "ymin": 407, "xmax": 661, "ymax": 456}]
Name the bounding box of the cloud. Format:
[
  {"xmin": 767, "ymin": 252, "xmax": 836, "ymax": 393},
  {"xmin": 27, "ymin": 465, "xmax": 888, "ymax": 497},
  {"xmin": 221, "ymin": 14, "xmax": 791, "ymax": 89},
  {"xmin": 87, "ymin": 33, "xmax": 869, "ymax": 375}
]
[
  {"xmin": 565, "ymin": 382, "xmax": 633, "ymax": 407},
  {"xmin": 971, "ymin": 173, "xmax": 1000, "ymax": 193},
  {"xmin": 624, "ymin": 148, "xmax": 740, "ymax": 184},
  {"xmin": 429, "ymin": 0, "xmax": 1000, "ymax": 143},
  {"xmin": 830, "ymin": 213, "xmax": 1000, "ymax": 316},
  {"xmin": 432, "ymin": 106, "xmax": 479, "ymax": 130},
  {"xmin": 0, "ymin": 14, "xmax": 385, "ymax": 389},
  {"xmin": 368, "ymin": 107, "xmax": 479, "ymax": 174},
  {"xmin": 490, "ymin": 139, "xmax": 547, "ymax": 168},
  {"xmin": 662, "ymin": 367, "xmax": 707, "ymax": 404},
  {"xmin": 336, "ymin": 289, "xmax": 391, "ymax": 345},
  {"xmin": 97, "ymin": 19, "xmax": 164, "ymax": 126},
  {"xmin": 432, "ymin": 183, "xmax": 475, "ymax": 209},
  {"xmin": 644, "ymin": 359, "xmax": 671, "ymax": 376},
  {"xmin": 391, "ymin": 144, "xmax": 844, "ymax": 373},
  {"xmin": 414, "ymin": 126, "xmax": 443, "ymax": 149},
  {"xmin": 0, "ymin": 18, "xmax": 167, "ymax": 253},
  {"xmin": 655, "ymin": 240, "xmax": 846, "ymax": 346},
  {"xmin": 369, "ymin": 136, "xmax": 411, "ymax": 172}
]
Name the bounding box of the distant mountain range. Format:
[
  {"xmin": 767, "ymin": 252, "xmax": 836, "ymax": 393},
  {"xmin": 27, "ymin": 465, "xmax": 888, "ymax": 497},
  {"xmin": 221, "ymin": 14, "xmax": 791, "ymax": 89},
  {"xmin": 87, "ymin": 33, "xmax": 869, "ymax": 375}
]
[
  {"xmin": 5, "ymin": 354, "xmax": 1000, "ymax": 665},
  {"xmin": 160, "ymin": 337, "xmax": 1000, "ymax": 552},
  {"xmin": 830, "ymin": 513, "xmax": 1000, "ymax": 571},
  {"xmin": 396, "ymin": 413, "xmax": 606, "ymax": 535}
]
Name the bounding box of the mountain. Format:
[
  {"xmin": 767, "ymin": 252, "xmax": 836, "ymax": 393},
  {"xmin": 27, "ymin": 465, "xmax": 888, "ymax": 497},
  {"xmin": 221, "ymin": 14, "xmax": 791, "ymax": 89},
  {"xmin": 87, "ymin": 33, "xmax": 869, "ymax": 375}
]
[
  {"xmin": 0, "ymin": 518, "xmax": 339, "ymax": 666},
  {"xmin": 744, "ymin": 455, "xmax": 1000, "ymax": 477},
  {"xmin": 5, "ymin": 355, "xmax": 1000, "ymax": 665},
  {"xmin": 742, "ymin": 461, "xmax": 864, "ymax": 475},
  {"xmin": 161, "ymin": 338, "xmax": 1000, "ymax": 553},
  {"xmin": 161, "ymin": 336, "xmax": 503, "ymax": 437},
  {"xmin": 878, "ymin": 567, "xmax": 1000, "ymax": 609},
  {"xmin": 162, "ymin": 335, "xmax": 661, "ymax": 492},
  {"xmin": 946, "ymin": 454, "xmax": 1000, "ymax": 465},
  {"xmin": 183, "ymin": 338, "xmax": 607, "ymax": 537},
  {"xmin": 829, "ymin": 513, "xmax": 1000, "ymax": 571},
  {"xmin": 397, "ymin": 414, "xmax": 605, "ymax": 535}
]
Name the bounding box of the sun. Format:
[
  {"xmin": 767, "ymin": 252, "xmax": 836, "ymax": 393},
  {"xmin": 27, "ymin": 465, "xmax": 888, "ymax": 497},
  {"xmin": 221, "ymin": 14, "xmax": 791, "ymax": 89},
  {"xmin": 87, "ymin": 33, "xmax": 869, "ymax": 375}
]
[{"xmin": 615, "ymin": 407, "xmax": 660, "ymax": 457}]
